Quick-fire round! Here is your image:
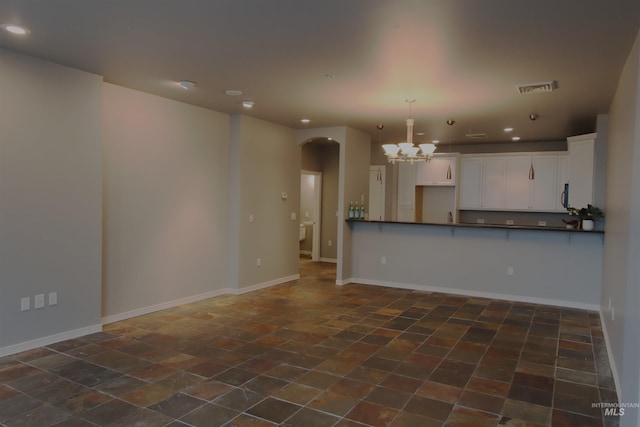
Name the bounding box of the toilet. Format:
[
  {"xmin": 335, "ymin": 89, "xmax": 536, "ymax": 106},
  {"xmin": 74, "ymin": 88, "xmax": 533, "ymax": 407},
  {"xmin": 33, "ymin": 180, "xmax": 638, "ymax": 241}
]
[{"xmin": 299, "ymin": 223, "xmax": 306, "ymax": 242}]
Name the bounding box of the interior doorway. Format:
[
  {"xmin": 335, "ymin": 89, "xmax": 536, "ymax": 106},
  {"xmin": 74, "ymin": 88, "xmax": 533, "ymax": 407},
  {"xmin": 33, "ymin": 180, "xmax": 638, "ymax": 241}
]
[
  {"xmin": 300, "ymin": 171, "xmax": 322, "ymax": 261},
  {"xmin": 299, "ymin": 137, "xmax": 339, "ymax": 277}
]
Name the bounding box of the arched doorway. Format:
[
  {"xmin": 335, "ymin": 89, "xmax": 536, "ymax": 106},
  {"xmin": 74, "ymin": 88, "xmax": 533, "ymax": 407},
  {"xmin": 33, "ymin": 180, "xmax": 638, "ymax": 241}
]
[{"xmin": 299, "ymin": 137, "xmax": 339, "ymax": 279}]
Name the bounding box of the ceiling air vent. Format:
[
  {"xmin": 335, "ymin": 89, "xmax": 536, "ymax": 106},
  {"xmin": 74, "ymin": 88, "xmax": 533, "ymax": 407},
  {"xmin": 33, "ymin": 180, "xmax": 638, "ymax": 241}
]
[
  {"xmin": 465, "ymin": 132, "xmax": 487, "ymax": 139},
  {"xmin": 516, "ymin": 80, "xmax": 558, "ymax": 94}
]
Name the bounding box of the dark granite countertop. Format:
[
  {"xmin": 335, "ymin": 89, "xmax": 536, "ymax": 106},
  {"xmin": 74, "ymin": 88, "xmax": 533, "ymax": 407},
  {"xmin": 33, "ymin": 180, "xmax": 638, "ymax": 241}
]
[{"xmin": 347, "ymin": 219, "xmax": 604, "ymax": 234}]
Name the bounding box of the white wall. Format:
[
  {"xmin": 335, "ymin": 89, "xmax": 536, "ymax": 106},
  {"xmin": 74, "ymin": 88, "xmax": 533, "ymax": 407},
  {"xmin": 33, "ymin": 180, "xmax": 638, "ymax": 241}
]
[
  {"xmin": 320, "ymin": 144, "xmax": 339, "ymax": 260},
  {"xmin": 350, "ymin": 222, "xmax": 603, "ymax": 309},
  {"xmin": 340, "ymin": 127, "xmax": 372, "ymax": 283},
  {"xmin": 102, "ymin": 84, "xmax": 230, "ymax": 320},
  {"xmin": 229, "ymin": 115, "xmax": 300, "ymax": 290},
  {"xmin": 0, "ymin": 49, "xmax": 103, "ymax": 353},
  {"xmin": 601, "ymin": 30, "xmax": 640, "ymax": 427}
]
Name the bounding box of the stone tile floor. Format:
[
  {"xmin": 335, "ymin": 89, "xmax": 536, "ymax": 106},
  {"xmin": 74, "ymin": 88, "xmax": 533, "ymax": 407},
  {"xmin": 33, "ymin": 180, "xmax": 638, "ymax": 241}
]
[{"xmin": 0, "ymin": 261, "xmax": 619, "ymax": 426}]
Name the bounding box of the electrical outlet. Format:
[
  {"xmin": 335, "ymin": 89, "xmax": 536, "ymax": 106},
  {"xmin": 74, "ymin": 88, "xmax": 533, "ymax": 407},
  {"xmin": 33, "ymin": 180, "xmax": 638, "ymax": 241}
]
[
  {"xmin": 477, "ymin": 219, "xmax": 485, "ymax": 224},
  {"xmin": 249, "ymin": 214, "xmax": 254, "ymax": 223},
  {"xmin": 256, "ymin": 258, "xmax": 261, "ymax": 267},
  {"xmin": 21, "ymin": 297, "xmax": 30, "ymax": 312},
  {"xmin": 290, "ymin": 212, "xmax": 296, "ymax": 221},
  {"xmin": 328, "ymin": 240, "xmax": 332, "ymax": 247},
  {"xmin": 506, "ymin": 220, "xmax": 514, "ymax": 225},
  {"xmin": 381, "ymin": 256, "xmax": 386, "ymax": 264},
  {"xmin": 538, "ymin": 220, "xmax": 547, "ymax": 226},
  {"xmin": 49, "ymin": 292, "xmax": 58, "ymax": 306},
  {"xmin": 35, "ymin": 294, "xmax": 45, "ymax": 309},
  {"xmin": 507, "ymin": 266, "xmax": 514, "ymax": 276}
]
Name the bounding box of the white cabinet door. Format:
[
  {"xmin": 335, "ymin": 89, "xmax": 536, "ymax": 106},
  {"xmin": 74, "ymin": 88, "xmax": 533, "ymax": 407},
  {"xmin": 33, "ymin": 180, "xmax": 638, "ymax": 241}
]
[
  {"xmin": 505, "ymin": 156, "xmax": 532, "ymax": 209},
  {"xmin": 396, "ymin": 162, "xmax": 415, "ymax": 222},
  {"xmin": 556, "ymin": 155, "xmax": 569, "ymax": 211},
  {"xmin": 531, "ymin": 155, "xmax": 559, "ymax": 211},
  {"xmin": 568, "ymin": 134, "xmax": 595, "ymax": 208},
  {"xmin": 482, "ymin": 157, "xmax": 506, "ymax": 209},
  {"xmin": 415, "ymin": 156, "xmax": 456, "ymax": 186},
  {"xmin": 369, "ymin": 166, "xmax": 386, "ymax": 221},
  {"xmin": 460, "ymin": 157, "xmax": 483, "ymax": 209}
]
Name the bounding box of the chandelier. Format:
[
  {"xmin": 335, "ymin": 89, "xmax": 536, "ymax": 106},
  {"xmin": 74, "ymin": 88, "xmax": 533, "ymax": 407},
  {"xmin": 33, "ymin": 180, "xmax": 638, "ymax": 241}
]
[{"xmin": 382, "ymin": 99, "xmax": 435, "ymax": 164}]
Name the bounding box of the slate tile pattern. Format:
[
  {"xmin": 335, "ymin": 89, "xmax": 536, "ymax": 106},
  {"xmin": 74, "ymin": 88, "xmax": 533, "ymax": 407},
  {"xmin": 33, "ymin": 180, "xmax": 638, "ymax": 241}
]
[{"xmin": 0, "ymin": 261, "xmax": 619, "ymax": 426}]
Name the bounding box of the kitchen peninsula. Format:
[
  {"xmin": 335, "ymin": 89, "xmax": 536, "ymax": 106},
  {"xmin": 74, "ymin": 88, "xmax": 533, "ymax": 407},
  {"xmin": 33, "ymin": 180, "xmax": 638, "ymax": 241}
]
[{"xmin": 347, "ymin": 219, "xmax": 603, "ymax": 310}]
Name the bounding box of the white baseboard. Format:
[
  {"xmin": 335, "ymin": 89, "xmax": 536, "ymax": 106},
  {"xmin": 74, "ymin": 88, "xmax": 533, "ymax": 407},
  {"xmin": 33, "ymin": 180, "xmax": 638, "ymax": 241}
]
[
  {"xmin": 350, "ymin": 277, "xmax": 601, "ymax": 311},
  {"xmin": 319, "ymin": 257, "xmax": 337, "ymax": 263},
  {"xmin": 103, "ymin": 274, "xmax": 300, "ymax": 325},
  {"xmin": 102, "ymin": 288, "xmax": 231, "ymax": 325},
  {"xmin": 599, "ymin": 310, "xmax": 622, "ymax": 398},
  {"xmin": 0, "ymin": 324, "xmax": 102, "ymax": 358},
  {"xmin": 230, "ymin": 274, "xmax": 299, "ymax": 295}
]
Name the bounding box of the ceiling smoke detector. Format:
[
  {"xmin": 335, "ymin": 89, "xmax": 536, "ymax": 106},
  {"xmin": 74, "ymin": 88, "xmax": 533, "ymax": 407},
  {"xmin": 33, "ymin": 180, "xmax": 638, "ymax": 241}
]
[{"xmin": 516, "ymin": 80, "xmax": 558, "ymax": 94}]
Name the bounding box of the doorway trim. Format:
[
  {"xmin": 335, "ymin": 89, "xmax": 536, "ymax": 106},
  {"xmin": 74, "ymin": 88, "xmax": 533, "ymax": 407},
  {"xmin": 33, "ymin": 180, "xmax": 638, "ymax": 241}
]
[{"xmin": 301, "ymin": 170, "xmax": 322, "ymax": 261}]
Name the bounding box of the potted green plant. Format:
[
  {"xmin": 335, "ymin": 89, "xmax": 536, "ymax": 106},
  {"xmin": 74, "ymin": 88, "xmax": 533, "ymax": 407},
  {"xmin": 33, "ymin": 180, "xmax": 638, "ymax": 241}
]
[{"xmin": 567, "ymin": 204, "xmax": 604, "ymax": 231}]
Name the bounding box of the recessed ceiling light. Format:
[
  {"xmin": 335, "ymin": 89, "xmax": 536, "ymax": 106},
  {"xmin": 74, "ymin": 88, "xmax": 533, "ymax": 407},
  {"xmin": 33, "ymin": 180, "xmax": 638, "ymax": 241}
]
[
  {"xmin": 241, "ymin": 100, "xmax": 255, "ymax": 109},
  {"xmin": 1, "ymin": 23, "xmax": 30, "ymax": 36},
  {"xmin": 416, "ymin": 132, "xmax": 425, "ymax": 136},
  {"xmin": 178, "ymin": 80, "xmax": 196, "ymax": 90},
  {"xmin": 300, "ymin": 119, "xmax": 311, "ymax": 124},
  {"xmin": 224, "ymin": 89, "xmax": 243, "ymax": 96},
  {"xmin": 504, "ymin": 127, "xmax": 514, "ymax": 133},
  {"xmin": 512, "ymin": 136, "xmax": 521, "ymax": 141},
  {"xmin": 432, "ymin": 140, "xmax": 440, "ymax": 144}
]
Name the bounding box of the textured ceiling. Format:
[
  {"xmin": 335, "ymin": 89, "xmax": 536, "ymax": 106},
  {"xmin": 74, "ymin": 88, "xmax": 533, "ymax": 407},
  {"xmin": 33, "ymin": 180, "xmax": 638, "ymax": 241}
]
[{"xmin": 0, "ymin": 0, "xmax": 638, "ymax": 145}]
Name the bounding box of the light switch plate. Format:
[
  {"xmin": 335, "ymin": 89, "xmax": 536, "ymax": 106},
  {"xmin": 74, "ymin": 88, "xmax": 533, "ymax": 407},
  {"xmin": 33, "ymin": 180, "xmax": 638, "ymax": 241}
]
[
  {"xmin": 21, "ymin": 297, "xmax": 30, "ymax": 312},
  {"xmin": 35, "ymin": 294, "xmax": 45, "ymax": 309},
  {"xmin": 49, "ymin": 292, "xmax": 58, "ymax": 306}
]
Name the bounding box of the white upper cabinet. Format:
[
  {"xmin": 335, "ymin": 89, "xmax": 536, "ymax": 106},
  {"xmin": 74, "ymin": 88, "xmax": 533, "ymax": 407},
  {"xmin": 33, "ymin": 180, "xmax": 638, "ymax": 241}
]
[
  {"xmin": 567, "ymin": 133, "xmax": 596, "ymax": 209},
  {"xmin": 460, "ymin": 157, "xmax": 483, "ymax": 209},
  {"xmin": 368, "ymin": 165, "xmax": 386, "ymax": 221},
  {"xmin": 396, "ymin": 162, "xmax": 416, "ymax": 222},
  {"xmin": 531, "ymin": 155, "xmax": 560, "ymax": 211},
  {"xmin": 482, "ymin": 157, "xmax": 506, "ymax": 209},
  {"xmin": 415, "ymin": 156, "xmax": 457, "ymax": 186},
  {"xmin": 556, "ymin": 154, "xmax": 569, "ymax": 211},
  {"xmin": 505, "ymin": 156, "xmax": 532, "ymax": 210},
  {"xmin": 460, "ymin": 153, "xmax": 569, "ymax": 212}
]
